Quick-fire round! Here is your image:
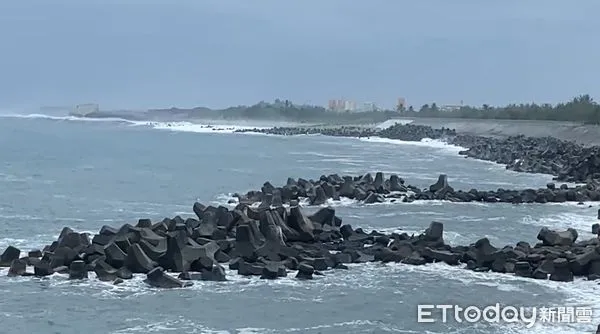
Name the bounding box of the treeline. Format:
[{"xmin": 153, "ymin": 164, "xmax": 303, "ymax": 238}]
[
  {"xmin": 399, "ymin": 94, "xmax": 600, "ymax": 124},
  {"xmin": 150, "ymin": 94, "xmax": 600, "ymax": 124},
  {"xmin": 154, "ymin": 100, "xmax": 398, "ymax": 124}
]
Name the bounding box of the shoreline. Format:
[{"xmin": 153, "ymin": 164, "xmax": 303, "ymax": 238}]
[
  {"xmin": 407, "ymin": 117, "xmax": 600, "ymax": 146},
  {"xmin": 237, "ymin": 123, "xmax": 600, "ymax": 184},
  {"xmin": 75, "ymin": 107, "xmax": 600, "ymax": 146}
]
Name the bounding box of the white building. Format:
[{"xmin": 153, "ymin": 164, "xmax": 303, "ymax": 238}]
[
  {"xmin": 328, "ymin": 99, "xmax": 356, "ymax": 112},
  {"xmin": 344, "ymin": 100, "xmax": 356, "ymax": 111},
  {"xmin": 356, "ymin": 102, "xmax": 378, "ymax": 112}
]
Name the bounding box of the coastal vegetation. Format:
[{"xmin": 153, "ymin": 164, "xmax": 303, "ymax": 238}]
[
  {"xmin": 149, "ymin": 94, "xmax": 600, "ymax": 124},
  {"xmin": 143, "ymin": 94, "xmax": 600, "ymax": 125},
  {"xmin": 398, "ymin": 94, "xmax": 600, "ymax": 124},
  {"xmin": 153, "ymin": 100, "xmax": 398, "ymax": 124}
]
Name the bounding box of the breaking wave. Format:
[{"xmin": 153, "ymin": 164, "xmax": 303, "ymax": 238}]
[
  {"xmin": 0, "ymin": 112, "xmax": 139, "ymax": 124},
  {"xmin": 358, "ymin": 137, "xmax": 466, "ymax": 154},
  {"xmin": 145, "ymin": 121, "xmax": 268, "ymax": 134}
]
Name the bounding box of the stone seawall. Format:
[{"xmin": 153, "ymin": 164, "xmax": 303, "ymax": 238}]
[{"xmin": 405, "ymin": 118, "xmax": 600, "ymax": 146}]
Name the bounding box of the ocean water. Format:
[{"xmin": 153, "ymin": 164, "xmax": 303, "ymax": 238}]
[{"xmin": 0, "ymin": 114, "xmax": 599, "ymax": 334}]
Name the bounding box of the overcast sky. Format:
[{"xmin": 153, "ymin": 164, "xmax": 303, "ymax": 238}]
[{"xmin": 1, "ymin": 0, "xmax": 599, "ymax": 110}]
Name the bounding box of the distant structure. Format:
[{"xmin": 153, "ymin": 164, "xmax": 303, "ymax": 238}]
[
  {"xmin": 69, "ymin": 103, "xmax": 99, "ymax": 117},
  {"xmin": 328, "ymin": 99, "xmax": 356, "ymax": 112},
  {"xmin": 439, "ymin": 101, "xmax": 464, "ymax": 112},
  {"xmin": 344, "ymin": 100, "xmax": 356, "ymax": 111},
  {"xmin": 357, "ymin": 102, "xmax": 378, "ymax": 112},
  {"xmin": 327, "ymin": 98, "xmax": 384, "ymax": 113},
  {"xmin": 396, "ymin": 97, "xmax": 406, "ymax": 111},
  {"xmin": 328, "ymin": 100, "xmax": 337, "ymax": 110}
]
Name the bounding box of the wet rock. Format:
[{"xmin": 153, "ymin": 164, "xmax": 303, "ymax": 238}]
[
  {"xmin": 7, "ymin": 258, "xmax": 27, "ymax": 277},
  {"xmin": 389, "ymin": 174, "xmax": 406, "ymax": 192},
  {"xmin": 259, "ymin": 210, "xmax": 287, "ymax": 247},
  {"xmin": 125, "ymin": 244, "xmax": 157, "ymax": 274},
  {"xmin": 137, "ymin": 219, "xmax": 152, "ymax": 228},
  {"xmin": 238, "ymin": 260, "xmax": 264, "ymax": 276},
  {"xmin": 104, "ymin": 242, "xmax": 127, "ymax": 269},
  {"xmin": 296, "ymin": 263, "xmax": 314, "ymax": 279},
  {"xmin": 68, "ymin": 260, "xmax": 88, "ymax": 279},
  {"xmin": 145, "ymin": 267, "xmax": 192, "ymax": 288},
  {"xmin": 28, "ymin": 249, "xmax": 42, "ymax": 258},
  {"xmin": 0, "ymin": 246, "xmax": 21, "ymax": 266},
  {"xmin": 363, "ymin": 192, "xmax": 384, "ymax": 204},
  {"xmin": 308, "ymin": 207, "xmax": 338, "ymax": 227},
  {"xmin": 514, "ymin": 261, "xmax": 532, "ymax": 277},
  {"xmin": 193, "ymin": 202, "xmax": 207, "ymax": 220},
  {"xmin": 587, "ymin": 260, "xmax": 600, "ymax": 280},
  {"xmin": 309, "ymin": 186, "xmax": 328, "ymax": 206},
  {"xmin": 424, "ymin": 221, "xmax": 444, "ymax": 241},
  {"xmin": 200, "ymin": 264, "xmax": 227, "ymax": 281},
  {"xmin": 570, "ymin": 247, "xmax": 600, "ymax": 275},
  {"xmin": 233, "ymin": 224, "xmax": 260, "ymax": 261},
  {"xmin": 537, "ymin": 227, "xmax": 578, "ymax": 246},
  {"xmin": 54, "ymin": 266, "xmax": 69, "ymax": 274},
  {"xmin": 422, "ymin": 248, "xmax": 460, "ymax": 265},
  {"xmin": 116, "ymin": 267, "xmax": 133, "ymax": 280},
  {"xmin": 429, "ymin": 174, "xmax": 454, "ymax": 197},
  {"xmin": 473, "ymin": 238, "xmax": 498, "ymax": 266},
  {"xmin": 549, "ymin": 258, "xmax": 574, "ymax": 282},
  {"xmin": 193, "ymin": 212, "xmax": 218, "ymax": 238},
  {"xmin": 260, "ymin": 262, "xmax": 285, "ymax": 279},
  {"xmin": 33, "ymin": 260, "xmax": 53, "ymax": 277},
  {"xmin": 178, "ymin": 272, "xmax": 203, "ymax": 280},
  {"xmin": 286, "ymin": 206, "xmax": 315, "ymax": 242},
  {"xmin": 94, "ymin": 260, "xmax": 118, "ymax": 281}
]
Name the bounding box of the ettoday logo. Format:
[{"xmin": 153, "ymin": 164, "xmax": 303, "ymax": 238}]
[{"xmin": 417, "ymin": 304, "xmax": 593, "ymax": 328}]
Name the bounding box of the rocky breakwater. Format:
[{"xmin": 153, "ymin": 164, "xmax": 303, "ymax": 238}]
[
  {"xmin": 449, "ymin": 134, "xmax": 598, "ymax": 182},
  {"xmin": 233, "ymin": 172, "xmax": 600, "ymax": 206},
  {"xmin": 239, "ymin": 121, "xmax": 600, "ymax": 183},
  {"xmin": 3, "ymin": 203, "xmax": 600, "ymax": 288},
  {"xmin": 0, "ymin": 203, "xmax": 350, "ymax": 287},
  {"xmin": 236, "ymin": 123, "xmax": 456, "ymax": 142},
  {"xmin": 235, "ymin": 126, "xmax": 379, "ymax": 138},
  {"xmin": 376, "ymin": 124, "xmax": 600, "ymax": 183},
  {"xmin": 376, "ymin": 123, "xmax": 456, "ymax": 141}
]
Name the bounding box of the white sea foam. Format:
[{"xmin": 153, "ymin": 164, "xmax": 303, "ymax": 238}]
[
  {"xmin": 237, "ymin": 320, "xmax": 415, "ymax": 333},
  {"xmin": 0, "ymin": 113, "xmax": 139, "ymax": 124},
  {"xmin": 358, "ymin": 136, "xmax": 466, "ymax": 154},
  {"xmin": 110, "ymin": 319, "xmax": 228, "ymax": 334},
  {"xmin": 211, "ymin": 193, "xmax": 500, "ymax": 210},
  {"xmin": 146, "ymin": 121, "xmax": 268, "ymax": 134},
  {"xmin": 375, "ymin": 119, "xmax": 414, "ymax": 129},
  {"xmin": 0, "ymin": 113, "xmax": 270, "ymax": 136},
  {"xmin": 520, "ymin": 212, "xmax": 596, "ymax": 236},
  {"xmin": 0, "ymin": 238, "xmax": 29, "ymax": 248}
]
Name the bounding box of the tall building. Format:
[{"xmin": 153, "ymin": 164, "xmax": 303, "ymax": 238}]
[
  {"xmin": 344, "ymin": 100, "xmax": 356, "ymax": 112},
  {"xmin": 357, "ymin": 102, "xmax": 377, "ymax": 112},
  {"xmin": 328, "ymin": 100, "xmax": 337, "ymax": 110},
  {"xmin": 328, "ymin": 98, "xmax": 357, "ymax": 112},
  {"xmin": 397, "ymin": 97, "xmax": 406, "ymax": 111}
]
